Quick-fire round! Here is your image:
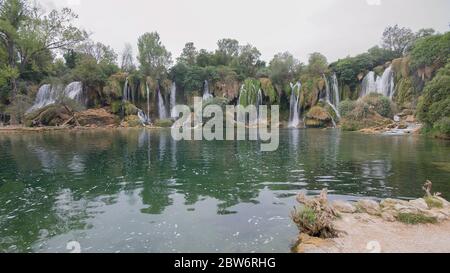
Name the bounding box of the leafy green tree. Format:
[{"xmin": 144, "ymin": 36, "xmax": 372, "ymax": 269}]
[
  {"xmin": 0, "ymin": 0, "xmax": 87, "ymax": 96},
  {"xmin": 268, "ymin": 52, "xmax": 302, "ymax": 86},
  {"xmin": 410, "ymin": 32, "xmax": 450, "ymax": 70},
  {"xmin": 307, "ymin": 52, "xmax": 328, "ymax": 75},
  {"xmin": 231, "ymin": 44, "xmax": 263, "ymax": 79},
  {"xmin": 177, "ymin": 42, "xmax": 197, "ymax": 65},
  {"xmin": 215, "ymin": 38, "xmax": 239, "ymax": 65},
  {"xmin": 137, "ymin": 32, "xmax": 172, "ymax": 79}
]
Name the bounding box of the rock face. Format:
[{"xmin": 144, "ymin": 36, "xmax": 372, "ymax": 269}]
[{"xmin": 75, "ymin": 109, "xmax": 118, "ymax": 127}]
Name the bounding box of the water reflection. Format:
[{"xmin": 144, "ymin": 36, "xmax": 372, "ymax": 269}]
[{"xmin": 0, "ymin": 129, "xmax": 449, "ymax": 252}]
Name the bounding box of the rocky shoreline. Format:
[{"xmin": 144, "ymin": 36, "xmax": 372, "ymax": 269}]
[{"xmin": 292, "ymin": 183, "xmax": 450, "ymax": 253}]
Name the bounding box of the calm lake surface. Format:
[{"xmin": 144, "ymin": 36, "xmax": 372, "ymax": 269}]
[{"xmin": 0, "ymin": 129, "xmax": 449, "ymax": 253}]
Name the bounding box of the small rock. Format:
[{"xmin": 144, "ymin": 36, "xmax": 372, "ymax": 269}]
[
  {"xmin": 394, "ymin": 204, "xmax": 419, "ymax": 214},
  {"xmin": 332, "ymin": 201, "xmax": 357, "ymax": 214},
  {"xmin": 381, "ymin": 198, "xmax": 408, "ymax": 209},
  {"xmin": 381, "ymin": 211, "xmax": 396, "ymax": 222},
  {"xmin": 357, "ymin": 199, "xmax": 380, "ymax": 215},
  {"xmin": 394, "ymin": 115, "xmax": 401, "ymax": 122},
  {"xmin": 409, "ymin": 198, "xmax": 429, "ymax": 211}
]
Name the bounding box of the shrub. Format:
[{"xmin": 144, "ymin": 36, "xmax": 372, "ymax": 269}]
[
  {"xmin": 111, "ymin": 100, "xmax": 122, "ymax": 114},
  {"xmin": 155, "ymin": 119, "xmax": 174, "ymax": 127},
  {"xmin": 424, "ymin": 196, "xmax": 444, "ymax": 209},
  {"xmin": 361, "ymin": 93, "xmax": 393, "ymax": 118},
  {"xmin": 397, "ymin": 213, "xmax": 437, "ymax": 225},
  {"xmin": 339, "ymin": 100, "xmax": 356, "ymax": 118},
  {"xmin": 432, "ymin": 117, "xmax": 450, "ymax": 138},
  {"xmin": 307, "ymin": 106, "xmax": 331, "ymax": 121}
]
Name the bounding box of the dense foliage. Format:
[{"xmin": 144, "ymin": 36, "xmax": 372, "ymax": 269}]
[{"xmin": 416, "ymin": 63, "xmax": 450, "ymax": 137}]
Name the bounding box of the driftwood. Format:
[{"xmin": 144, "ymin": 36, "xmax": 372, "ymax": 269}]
[{"xmin": 291, "ymin": 189, "xmax": 339, "ymax": 239}]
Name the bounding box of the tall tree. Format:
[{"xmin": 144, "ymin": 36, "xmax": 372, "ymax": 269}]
[
  {"xmin": 232, "ymin": 44, "xmax": 262, "ymax": 79},
  {"xmin": 381, "ymin": 24, "xmax": 415, "ymax": 55},
  {"xmin": 215, "ymin": 38, "xmax": 239, "ymax": 65},
  {"xmin": 120, "ymin": 43, "xmax": 135, "ymax": 72},
  {"xmin": 268, "ymin": 52, "xmax": 302, "ymax": 86},
  {"xmin": 137, "ymin": 32, "xmax": 172, "ymax": 79},
  {"xmin": 177, "ymin": 42, "xmax": 197, "ymax": 65},
  {"xmin": 307, "ymin": 52, "xmax": 328, "ymax": 75},
  {"xmin": 0, "ymin": 0, "xmax": 87, "ymax": 96}
]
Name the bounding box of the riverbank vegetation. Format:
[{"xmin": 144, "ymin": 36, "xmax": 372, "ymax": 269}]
[{"xmin": 0, "ymin": 0, "xmax": 449, "ymax": 138}]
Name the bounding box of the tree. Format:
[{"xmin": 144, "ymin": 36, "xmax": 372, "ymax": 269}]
[
  {"xmin": 137, "ymin": 32, "xmax": 172, "ymax": 79},
  {"xmin": 415, "ymin": 28, "xmax": 436, "ymax": 39},
  {"xmin": 177, "ymin": 42, "xmax": 197, "ymax": 65},
  {"xmin": 77, "ymin": 41, "xmax": 117, "ymax": 65},
  {"xmin": 268, "ymin": 52, "xmax": 302, "ymax": 86},
  {"xmin": 120, "ymin": 43, "xmax": 135, "ymax": 72},
  {"xmin": 215, "ymin": 38, "xmax": 239, "ymax": 65},
  {"xmin": 232, "ymin": 44, "xmax": 262, "ymax": 79},
  {"xmin": 307, "ymin": 52, "xmax": 328, "ymax": 75},
  {"xmin": 381, "ymin": 24, "xmax": 415, "ymax": 55},
  {"xmin": 0, "ymin": 0, "xmax": 87, "ymax": 96},
  {"xmin": 410, "ymin": 32, "xmax": 450, "ymax": 70}
]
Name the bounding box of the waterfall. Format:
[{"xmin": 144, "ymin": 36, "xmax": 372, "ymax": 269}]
[
  {"xmin": 27, "ymin": 82, "xmax": 84, "ymax": 113},
  {"xmin": 361, "ymin": 66, "xmax": 395, "ymax": 99},
  {"xmin": 123, "ymin": 78, "xmax": 129, "ymax": 102},
  {"xmin": 288, "ymin": 82, "xmax": 302, "ymax": 128},
  {"xmin": 202, "ymin": 80, "xmax": 213, "ymax": 101},
  {"xmin": 169, "ymin": 82, "xmax": 178, "ymax": 119},
  {"xmin": 158, "ymin": 89, "xmax": 168, "ymax": 120},
  {"xmin": 376, "ymin": 65, "xmax": 395, "ymax": 99},
  {"xmin": 324, "ymin": 74, "xmax": 341, "ymax": 119},
  {"xmin": 360, "ymin": 71, "xmax": 377, "ymax": 97},
  {"xmin": 146, "ymin": 83, "xmax": 151, "ymax": 120}
]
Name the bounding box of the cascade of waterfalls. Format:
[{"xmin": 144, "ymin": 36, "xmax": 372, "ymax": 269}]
[
  {"xmin": 202, "ymin": 80, "xmax": 213, "ymax": 101},
  {"xmin": 288, "ymin": 82, "xmax": 302, "ymax": 128},
  {"xmin": 360, "ymin": 71, "xmax": 377, "ymax": 97},
  {"xmin": 158, "ymin": 89, "xmax": 168, "ymax": 120},
  {"xmin": 360, "ymin": 66, "xmax": 395, "ymax": 99},
  {"xmin": 324, "ymin": 74, "xmax": 341, "ymax": 119},
  {"xmin": 27, "ymin": 82, "xmax": 84, "ymax": 113},
  {"xmin": 376, "ymin": 65, "xmax": 395, "ymax": 99},
  {"xmin": 169, "ymin": 82, "xmax": 178, "ymax": 119}
]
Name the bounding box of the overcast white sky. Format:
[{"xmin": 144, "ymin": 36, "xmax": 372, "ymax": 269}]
[{"xmin": 39, "ymin": 0, "xmax": 449, "ymax": 63}]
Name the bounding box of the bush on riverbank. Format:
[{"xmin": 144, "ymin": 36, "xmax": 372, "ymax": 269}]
[{"xmin": 339, "ymin": 94, "xmax": 396, "ymax": 131}]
